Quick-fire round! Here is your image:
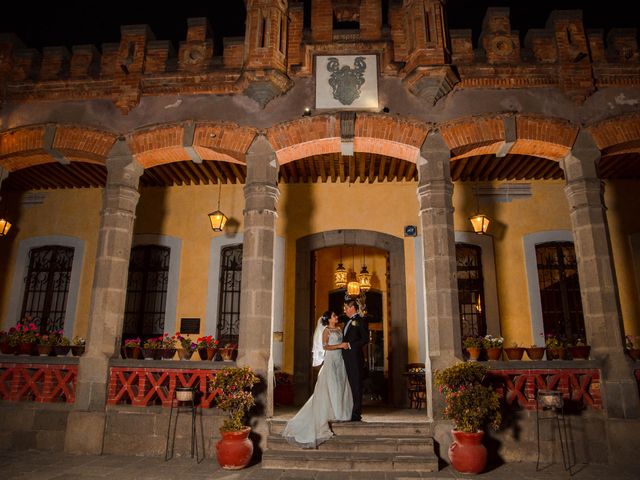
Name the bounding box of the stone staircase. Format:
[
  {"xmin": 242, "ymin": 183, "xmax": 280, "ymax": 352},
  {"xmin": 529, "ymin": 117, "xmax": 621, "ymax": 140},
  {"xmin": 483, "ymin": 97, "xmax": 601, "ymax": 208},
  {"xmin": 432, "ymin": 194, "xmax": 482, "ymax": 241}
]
[{"xmin": 262, "ymin": 418, "xmax": 440, "ymax": 472}]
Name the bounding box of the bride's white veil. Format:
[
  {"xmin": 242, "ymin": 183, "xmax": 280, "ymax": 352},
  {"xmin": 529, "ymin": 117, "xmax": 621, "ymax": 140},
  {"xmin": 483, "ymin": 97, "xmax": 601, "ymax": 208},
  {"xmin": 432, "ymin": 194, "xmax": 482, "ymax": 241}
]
[{"xmin": 311, "ymin": 316, "xmax": 327, "ymax": 367}]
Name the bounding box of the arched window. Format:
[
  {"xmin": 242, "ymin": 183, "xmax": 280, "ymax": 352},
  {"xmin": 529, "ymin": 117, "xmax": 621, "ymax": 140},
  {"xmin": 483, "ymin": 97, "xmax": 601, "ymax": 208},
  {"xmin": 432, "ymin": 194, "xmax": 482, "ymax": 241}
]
[
  {"xmin": 456, "ymin": 243, "xmax": 486, "ymax": 338},
  {"xmin": 123, "ymin": 245, "xmax": 170, "ymax": 340},
  {"xmin": 217, "ymin": 244, "xmax": 243, "ymax": 344},
  {"xmin": 535, "ymin": 242, "xmax": 585, "ymax": 341},
  {"xmin": 20, "ymin": 245, "xmax": 74, "ymax": 333}
]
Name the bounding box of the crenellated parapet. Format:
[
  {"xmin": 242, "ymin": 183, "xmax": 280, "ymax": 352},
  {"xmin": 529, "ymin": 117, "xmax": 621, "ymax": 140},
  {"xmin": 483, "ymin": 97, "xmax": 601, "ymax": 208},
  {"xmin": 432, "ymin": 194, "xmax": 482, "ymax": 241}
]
[
  {"xmin": 452, "ymin": 8, "xmax": 639, "ymax": 103},
  {"xmin": 0, "ymin": 2, "xmax": 637, "ymax": 112}
]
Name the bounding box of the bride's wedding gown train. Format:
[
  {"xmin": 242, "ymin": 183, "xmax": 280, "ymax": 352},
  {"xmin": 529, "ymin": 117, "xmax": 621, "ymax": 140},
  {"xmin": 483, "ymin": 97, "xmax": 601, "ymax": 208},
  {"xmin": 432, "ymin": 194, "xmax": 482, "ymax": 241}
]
[{"xmin": 282, "ymin": 329, "xmax": 353, "ymax": 448}]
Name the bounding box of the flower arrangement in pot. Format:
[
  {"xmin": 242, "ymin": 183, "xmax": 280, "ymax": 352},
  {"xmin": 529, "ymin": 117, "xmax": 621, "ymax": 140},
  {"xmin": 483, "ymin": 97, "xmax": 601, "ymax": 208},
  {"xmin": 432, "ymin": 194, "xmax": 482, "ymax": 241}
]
[
  {"xmin": 36, "ymin": 332, "xmax": 58, "ymax": 356},
  {"xmin": 545, "ymin": 334, "xmax": 566, "ymax": 360},
  {"xmin": 142, "ymin": 336, "xmax": 163, "ymax": 360},
  {"xmin": 0, "ymin": 330, "xmax": 13, "ymax": 354},
  {"xmin": 176, "ymin": 334, "xmax": 197, "ymax": 360},
  {"xmin": 481, "ymin": 335, "xmax": 504, "ymax": 360},
  {"xmin": 462, "ymin": 336, "xmax": 483, "ymax": 361},
  {"xmin": 71, "ymin": 336, "xmax": 86, "ymax": 356},
  {"xmin": 161, "ymin": 333, "xmax": 177, "ymax": 359},
  {"xmin": 435, "ymin": 362, "xmax": 502, "ymax": 474},
  {"xmin": 196, "ymin": 335, "xmax": 220, "ymax": 361},
  {"xmin": 13, "ymin": 318, "xmax": 38, "ymax": 355},
  {"xmin": 219, "ymin": 342, "xmax": 238, "ymax": 361},
  {"xmin": 122, "ymin": 337, "xmax": 141, "ymax": 359},
  {"xmin": 209, "ymin": 366, "xmax": 260, "ymax": 469}
]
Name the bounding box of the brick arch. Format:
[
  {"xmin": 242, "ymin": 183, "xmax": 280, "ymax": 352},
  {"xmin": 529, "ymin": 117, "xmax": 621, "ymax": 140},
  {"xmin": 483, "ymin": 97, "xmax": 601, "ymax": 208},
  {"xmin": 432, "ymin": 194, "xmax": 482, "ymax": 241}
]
[
  {"xmin": 0, "ymin": 124, "xmax": 117, "ymax": 172},
  {"xmin": 588, "ymin": 113, "xmax": 640, "ymax": 155},
  {"xmin": 128, "ymin": 121, "xmax": 258, "ymax": 169},
  {"xmin": 439, "ymin": 114, "xmax": 580, "ymax": 162},
  {"xmin": 265, "ymin": 114, "xmax": 430, "ymax": 165}
]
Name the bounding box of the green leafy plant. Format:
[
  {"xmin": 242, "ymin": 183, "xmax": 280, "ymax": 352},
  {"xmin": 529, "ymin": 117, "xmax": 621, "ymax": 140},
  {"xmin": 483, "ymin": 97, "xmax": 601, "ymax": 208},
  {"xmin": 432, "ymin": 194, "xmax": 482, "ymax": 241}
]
[
  {"xmin": 209, "ymin": 366, "xmax": 260, "ymax": 431},
  {"xmin": 143, "ymin": 336, "xmax": 163, "ymax": 349},
  {"xmin": 176, "ymin": 334, "xmax": 196, "ymax": 351},
  {"xmin": 625, "ymin": 335, "xmax": 640, "ymax": 350},
  {"xmin": 72, "ymin": 336, "xmax": 86, "ymax": 346},
  {"xmin": 161, "ymin": 333, "xmax": 177, "ymax": 349},
  {"xmin": 545, "ymin": 334, "xmax": 565, "ymax": 349},
  {"xmin": 435, "ymin": 362, "xmax": 501, "ymax": 433},
  {"xmin": 123, "ymin": 337, "xmax": 141, "ymax": 348},
  {"xmin": 463, "ymin": 336, "xmax": 484, "ymax": 349}
]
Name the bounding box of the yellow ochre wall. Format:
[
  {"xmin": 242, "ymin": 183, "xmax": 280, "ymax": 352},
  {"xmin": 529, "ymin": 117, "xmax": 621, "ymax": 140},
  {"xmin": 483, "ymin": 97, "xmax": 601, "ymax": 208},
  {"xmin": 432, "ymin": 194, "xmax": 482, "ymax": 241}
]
[{"xmin": 1, "ymin": 179, "xmax": 638, "ymax": 369}]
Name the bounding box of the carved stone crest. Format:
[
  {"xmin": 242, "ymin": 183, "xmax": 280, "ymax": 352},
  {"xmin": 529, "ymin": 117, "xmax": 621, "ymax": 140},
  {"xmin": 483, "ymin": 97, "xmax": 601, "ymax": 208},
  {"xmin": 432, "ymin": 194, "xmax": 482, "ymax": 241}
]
[{"xmin": 326, "ymin": 56, "xmax": 367, "ymax": 105}]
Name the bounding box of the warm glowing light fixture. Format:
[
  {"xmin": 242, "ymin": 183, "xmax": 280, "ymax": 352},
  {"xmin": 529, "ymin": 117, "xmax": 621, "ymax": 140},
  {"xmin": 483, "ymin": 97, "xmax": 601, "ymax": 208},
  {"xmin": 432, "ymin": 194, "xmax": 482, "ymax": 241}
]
[
  {"xmin": 346, "ymin": 247, "xmax": 361, "ymax": 297},
  {"xmin": 469, "ymin": 183, "xmax": 490, "ymax": 235},
  {"xmin": 0, "ymin": 196, "xmax": 11, "ymax": 237},
  {"xmin": 334, "ymin": 247, "xmax": 348, "ymax": 288},
  {"xmin": 469, "ymin": 213, "xmax": 490, "ymax": 235},
  {"xmin": 208, "ymin": 181, "xmax": 228, "ymax": 232},
  {"xmin": 358, "ymin": 248, "xmax": 371, "ymax": 292}
]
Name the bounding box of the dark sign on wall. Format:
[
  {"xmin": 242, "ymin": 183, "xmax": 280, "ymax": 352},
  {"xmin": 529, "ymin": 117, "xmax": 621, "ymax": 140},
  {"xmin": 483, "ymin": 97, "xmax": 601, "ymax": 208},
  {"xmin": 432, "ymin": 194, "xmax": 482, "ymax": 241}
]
[{"xmin": 180, "ymin": 318, "xmax": 200, "ymax": 334}]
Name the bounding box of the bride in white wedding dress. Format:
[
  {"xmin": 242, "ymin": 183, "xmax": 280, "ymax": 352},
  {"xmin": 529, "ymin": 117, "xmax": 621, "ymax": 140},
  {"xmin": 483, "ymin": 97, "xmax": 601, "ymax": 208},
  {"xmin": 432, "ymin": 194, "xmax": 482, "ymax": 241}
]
[{"xmin": 282, "ymin": 310, "xmax": 353, "ymax": 448}]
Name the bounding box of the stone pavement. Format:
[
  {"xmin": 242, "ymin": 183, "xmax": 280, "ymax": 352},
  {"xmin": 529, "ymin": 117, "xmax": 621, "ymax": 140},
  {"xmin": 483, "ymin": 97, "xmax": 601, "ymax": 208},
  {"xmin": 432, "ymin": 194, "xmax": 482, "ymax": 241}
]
[{"xmin": 1, "ymin": 449, "xmax": 638, "ymax": 480}]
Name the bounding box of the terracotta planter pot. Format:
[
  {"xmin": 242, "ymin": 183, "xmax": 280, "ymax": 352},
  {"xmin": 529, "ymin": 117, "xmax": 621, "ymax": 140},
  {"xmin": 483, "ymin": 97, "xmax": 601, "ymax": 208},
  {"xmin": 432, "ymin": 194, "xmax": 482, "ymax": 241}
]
[
  {"xmin": 0, "ymin": 342, "xmax": 16, "ymax": 355},
  {"xmin": 53, "ymin": 345, "xmax": 71, "ymax": 356},
  {"xmin": 466, "ymin": 347, "xmax": 482, "ymax": 362},
  {"xmin": 486, "ymin": 347, "xmax": 503, "ymax": 361},
  {"xmin": 220, "ymin": 348, "xmax": 236, "ymax": 361},
  {"xmin": 178, "ymin": 348, "xmax": 194, "ymax": 360},
  {"xmin": 627, "ymin": 349, "xmax": 640, "ymax": 361},
  {"xmin": 448, "ymin": 430, "xmax": 487, "ymax": 474},
  {"xmin": 568, "ymin": 345, "xmax": 590, "ymax": 360},
  {"xmin": 216, "ymin": 427, "xmax": 253, "ymax": 470},
  {"xmin": 162, "ymin": 348, "xmax": 176, "ymax": 360},
  {"xmin": 71, "ymin": 345, "xmax": 85, "ymax": 356},
  {"xmin": 526, "ymin": 346, "xmax": 545, "ymax": 361},
  {"xmin": 17, "ymin": 342, "xmax": 34, "ymax": 355},
  {"xmin": 37, "ymin": 344, "xmax": 53, "ymax": 356},
  {"xmin": 124, "ymin": 346, "xmax": 142, "ymax": 359},
  {"xmin": 198, "ymin": 347, "xmax": 217, "ymax": 361},
  {"xmin": 546, "ymin": 347, "xmax": 566, "ymax": 360},
  {"xmin": 504, "ymin": 347, "xmax": 525, "ymax": 360}
]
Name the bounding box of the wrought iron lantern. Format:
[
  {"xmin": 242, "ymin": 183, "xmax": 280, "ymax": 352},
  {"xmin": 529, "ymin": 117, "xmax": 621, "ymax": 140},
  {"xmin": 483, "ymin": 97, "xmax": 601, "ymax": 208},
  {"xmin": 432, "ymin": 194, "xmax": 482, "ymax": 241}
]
[{"xmin": 208, "ymin": 181, "xmax": 228, "ymax": 232}]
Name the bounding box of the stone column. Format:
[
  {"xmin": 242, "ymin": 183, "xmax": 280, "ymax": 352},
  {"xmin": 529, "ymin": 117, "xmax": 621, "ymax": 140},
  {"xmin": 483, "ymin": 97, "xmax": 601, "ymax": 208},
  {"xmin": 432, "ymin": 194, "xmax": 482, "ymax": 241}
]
[
  {"xmin": 562, "ymin": 129, "xmax": 639, "ymax": 419},
  {"xmin": 417, "ymin": 131, "xmax": 461, "ymax": 421},
  {"xmin": 237, "ymin": 135, "xmax": 279, "ymax": 442},
  {"xmin": 65, "ymin": 139, "xmax": 144, "ymax": 454}
]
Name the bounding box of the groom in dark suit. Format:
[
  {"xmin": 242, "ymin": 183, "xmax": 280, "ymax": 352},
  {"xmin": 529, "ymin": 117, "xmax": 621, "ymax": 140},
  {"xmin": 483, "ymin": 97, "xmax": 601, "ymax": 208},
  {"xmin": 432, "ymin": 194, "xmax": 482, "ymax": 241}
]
[{"xmin": 342, "ymin": 298, "xmax": 369, "ymax": 422}]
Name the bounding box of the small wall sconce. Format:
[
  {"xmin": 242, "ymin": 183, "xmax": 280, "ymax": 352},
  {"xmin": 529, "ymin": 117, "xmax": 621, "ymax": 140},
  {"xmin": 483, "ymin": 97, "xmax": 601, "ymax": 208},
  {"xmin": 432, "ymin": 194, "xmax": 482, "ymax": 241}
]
[{"xmin": 302, "ymin": 107, "xmax": 312, "ymax": 117}]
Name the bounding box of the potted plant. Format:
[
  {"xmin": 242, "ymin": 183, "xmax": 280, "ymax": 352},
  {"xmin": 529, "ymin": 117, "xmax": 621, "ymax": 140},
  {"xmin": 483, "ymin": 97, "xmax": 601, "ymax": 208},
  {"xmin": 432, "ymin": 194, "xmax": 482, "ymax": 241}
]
[
  {"xmin": 545, "ymin": 334, "xmax": 566, "ymax": 360},
  {"xmin": 503, "ymin": 342, "xmax": 525, "ymax": 361},
  {"xmin": 176, "ymin": 334, "xmax": 196, "ymax": 360},
  {"xmin": 625, "ymin": 335, "xmax": 640, "ymax": 361},
  {"xmin": 567, "ymin": 337, "xmax": 591, "ymax": 360},
  {"xmin": 142, "ymin": 336, "xmax": 163, "ymax": 360},
  {"xmin": 196, "ymin": 335, "xmax": 220, "ymax": 361},
  {"xmin": 482, "ymin": 335, "xmax": 504, "ymax": 360},
  {"xmin": 71, "ymin": 336, "xmax": 86, "ymax": 356},
  {"xmin": 123, "ymin": 337, "xmax": 142, "ymax": 359},
  {"xmin": 525, "ymin": 343, "xmax": 546, "ymax": 361},
  {"xmin": 463, "ymin": 336, "xmax": 483, "ymax": 361},
  {"xmin": 0, "ymin": 330, "xmax": 15, "ymax": 354},
  {"xmin": 435, "ymin": 362, "xmax": 502, "ymax": 474},
  {"xmin": 36, "ymin": 332, "xmax": 57, "ymax": 356},
  {"xmin": 209, "ymin": 366, "xmax": 260, "ymax": 469},
  {"xmin": 219, "ymin": 342, "xmax": 238, "ymax": 362},
  {"xmin": 161, "ymin": 333, "xmax": 177, "ymax": 359},
  {"xmin": 14, "ymin": 318, "xmax": 38, "ymax": 355},
  {"xmin": 274, "ymin": 370, "xmax": 294, "ymax": 406}
]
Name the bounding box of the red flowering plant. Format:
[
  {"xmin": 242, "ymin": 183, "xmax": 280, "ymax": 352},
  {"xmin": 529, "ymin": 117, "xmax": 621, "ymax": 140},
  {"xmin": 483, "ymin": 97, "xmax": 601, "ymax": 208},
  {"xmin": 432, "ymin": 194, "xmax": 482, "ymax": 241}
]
[
  {"xmin": 209, "ymin": 366, "xmax": 260, "ymax": 431},
  {"xmin": 10, "ymin": 318, "xmax": 39, "ymax": 345},
  {"xmin": 123, "ymin": 337, "xmax": 141, "ymax": 348},
  {"xmin": 434, "ymin": 362, "xmax": 501, "ymax": 433},
  {"xmin": 196, "ymin": 335, "xmax": 220, "ymax": 349},
  {"xmin": 161, "ymin": 333, "xmax": 177, "ymax": 349}
]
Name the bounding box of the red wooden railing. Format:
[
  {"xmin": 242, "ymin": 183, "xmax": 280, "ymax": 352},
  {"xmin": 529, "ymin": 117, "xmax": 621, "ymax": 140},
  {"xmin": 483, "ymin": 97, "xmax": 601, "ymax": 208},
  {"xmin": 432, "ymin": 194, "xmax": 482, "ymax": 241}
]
[
  {"xmin": 107, "ymin": 366, "xmax": 220, "ymax": 407},
  {"xmin": 488, "ymin": 367, "xmax": 603, "ymax": 410},
  {"xmin": 0, "ymin": 362, "xmax": 77, "ymax": 403}
]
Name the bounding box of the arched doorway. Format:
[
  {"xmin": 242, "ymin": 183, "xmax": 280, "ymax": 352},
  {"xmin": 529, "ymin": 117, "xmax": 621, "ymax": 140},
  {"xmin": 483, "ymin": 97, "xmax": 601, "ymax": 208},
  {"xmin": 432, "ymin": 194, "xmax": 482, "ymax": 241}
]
[{"xmin": 294, "ymin": 229, "xmax": 408, "ymax": 407}]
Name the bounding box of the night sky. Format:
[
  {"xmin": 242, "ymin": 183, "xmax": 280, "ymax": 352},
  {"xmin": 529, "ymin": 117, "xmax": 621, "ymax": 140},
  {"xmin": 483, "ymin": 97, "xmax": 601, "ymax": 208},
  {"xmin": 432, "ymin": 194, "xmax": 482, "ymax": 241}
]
[{"xmin": 0, "ymin": 1, "xmax": 637, "ymax": 52}]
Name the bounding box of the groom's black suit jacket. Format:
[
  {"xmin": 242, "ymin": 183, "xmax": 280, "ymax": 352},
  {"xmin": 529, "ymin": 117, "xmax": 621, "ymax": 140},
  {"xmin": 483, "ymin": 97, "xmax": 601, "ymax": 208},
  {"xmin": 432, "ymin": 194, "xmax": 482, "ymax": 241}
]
[{"xmin": 342, "ymin": 314, "xmax": 369, "ymax": 419}]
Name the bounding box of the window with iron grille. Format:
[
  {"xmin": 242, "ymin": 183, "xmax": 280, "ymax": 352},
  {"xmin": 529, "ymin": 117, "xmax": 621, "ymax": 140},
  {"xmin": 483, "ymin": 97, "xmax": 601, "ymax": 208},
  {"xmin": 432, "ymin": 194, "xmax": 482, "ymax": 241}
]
[
  {"xmin": 535, "ymin": 242, "xmax": 585, "ymax": 341},
  {"xmin": 123, "ymin": 245, "xmax": 170, "ymax": 340},
  {"xmin": 456, "ymin": 243, "xmax": 486, "ymax": 339},
  {"xmin": 20, "ymin": 245, "xmax": 74, "ymax": 333},
  {"xmin": 217, "ymin": 244, "xmax": 243, "ymax": 345}
]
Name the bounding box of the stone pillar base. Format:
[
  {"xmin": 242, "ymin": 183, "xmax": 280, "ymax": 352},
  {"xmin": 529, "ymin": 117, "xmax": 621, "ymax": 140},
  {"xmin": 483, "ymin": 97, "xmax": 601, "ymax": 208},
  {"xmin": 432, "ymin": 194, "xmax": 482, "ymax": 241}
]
[{"xmin": 64, "ymin": 410, "xmax": 106, "ymax": 454}]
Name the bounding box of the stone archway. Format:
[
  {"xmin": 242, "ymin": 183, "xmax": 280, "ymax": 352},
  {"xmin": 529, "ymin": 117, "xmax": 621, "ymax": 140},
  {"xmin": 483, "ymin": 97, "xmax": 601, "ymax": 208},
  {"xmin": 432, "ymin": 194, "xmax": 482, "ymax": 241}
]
[{"xmin": 294, "ymin": 229, "xmax": 408, "ymax": 407}]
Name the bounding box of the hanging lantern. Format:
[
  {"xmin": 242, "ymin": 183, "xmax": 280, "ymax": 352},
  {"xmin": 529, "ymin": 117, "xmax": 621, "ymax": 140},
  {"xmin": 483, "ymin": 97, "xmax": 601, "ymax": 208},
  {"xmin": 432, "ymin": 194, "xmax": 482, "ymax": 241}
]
[
  {"xmin": 208, "ymin": 181, "xmax": 228, "ymax": 232},
  {"xmin": 347, "ymin": 281, "xmax": 361, "ymax": 297},
  {"xmin": 0, "ymin": 217, "xmax": 11, "ymax": 236},
  {"xmin": 358, "ymin": 265, "xmax": 371, "ymax": 292},
  {"xmin": 469, "ymin": 213, "xmax": 490, "ymax": 235},
  {"xmin": 334, "ymin": 263, "xmax": 347, "ymax": 288}
]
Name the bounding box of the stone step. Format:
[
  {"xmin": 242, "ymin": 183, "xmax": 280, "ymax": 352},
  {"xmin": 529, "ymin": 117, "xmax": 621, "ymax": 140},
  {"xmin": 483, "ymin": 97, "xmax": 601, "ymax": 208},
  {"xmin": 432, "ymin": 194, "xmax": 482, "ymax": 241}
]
[
  {"xmin": 268, "ymin": 419, "xmax": 434, "ymax": 437},
  {"xmin": 262, "ymin": 449, "xmax": 439, "ymax": 472},
  {"xmin": 268, "ymin": 433, "xmax": 434, "ymax": 454}
]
